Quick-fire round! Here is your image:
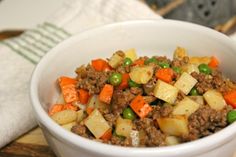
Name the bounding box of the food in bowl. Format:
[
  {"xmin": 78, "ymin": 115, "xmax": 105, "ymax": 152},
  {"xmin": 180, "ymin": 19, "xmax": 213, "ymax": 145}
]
[{"xmin": 48, "ymin": 47, "xmax": 236, "ymax": 147}]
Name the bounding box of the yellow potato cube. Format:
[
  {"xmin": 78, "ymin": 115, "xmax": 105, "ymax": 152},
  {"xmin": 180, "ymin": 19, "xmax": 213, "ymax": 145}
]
[
  {"xmin": 51, "ymin": 109, "xmax": 77, "ymax": 125},
  {"xmin": 165, "ymin": 136, "xmax": 180, "ymax": 146},
  {"xmin": 157, "ymin": 116, "xmax": 189, "ymax": 136},
  {"xmin": 203, "ymin": 90, "xmax": 227, "ymax": 110},
  {"xmin": 124, "ymin": 48, "xmax": 137, "ymax": 61},
  {"xmin": 173, "ymin": 97, "xmax": 200, "ymax": 117},
  {"xmin": 129, "ymin": 65, "xmax": 154, "ymax": 84},
  {"xmin": 84, "ymin": 109, "xmax": 110, "ymax": 139},
  {"xmin": 62, "ymin": 122, "xmax": 76, "ymax": 131},
  {"xmin": 154, "ymin": 80, "xmax": 179, "ymax": 104},
  {"xmin": 174, "ymin": 72, "xmax": 198, "ymax": 95},
  {"xmin": 115, "ymin": 117, "xmax": 133, "ymax": 138},
  {"xmin": 108, "ymin": 53, "xmax": 123, "ymax": 68}
]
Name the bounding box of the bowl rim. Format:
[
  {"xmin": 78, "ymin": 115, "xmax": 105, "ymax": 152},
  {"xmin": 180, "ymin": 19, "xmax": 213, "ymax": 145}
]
[{"xmin": 30, "ymin": 19, "xmax": 236, "ymax": 157}]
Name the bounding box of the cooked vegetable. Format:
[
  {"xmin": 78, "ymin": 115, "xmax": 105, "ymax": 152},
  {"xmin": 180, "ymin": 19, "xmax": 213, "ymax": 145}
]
[
  {"xmin": 157, "ymin": 116, "xmax": 189, "ymax": 136},
  {"xmin": 172, "ymin": 67, "xmax": 181, "ymax": 74},
  {"xmin": 183, "ymin": 64, "xmax": 199, "ymax": 74},
  {"xmin": 58, "ymin": 76, "xmax": 79, "ymax": 103},
  {"xmin": 109, "ymin": 73, "xmax": 122, "ymax": 86},
  {"xmin": 62, "ymin": 122, "xmax": 76, "ymax": 131},
  {"xmin": 64, "ymin": 103, "xmax": 78, "ymax": 111},
  {"xmin": 99, "ymin": 84, "xmax": 114, "ymax": 104},
  {"xmin": 155, "ymin": 68, "xmax": 174, "ymax": 83},
  {"xmin": 158, "ymin": 62, "xmax": 170, "ymax": 68},
  {"xmin": 77, "ymin": 110, "xmax": 85, "ymax": 123},
  {"xmin": 174, "ymin": 72, "xmax": 198, "ymax": 95},
  {"xmin": 165, "ymin": 136, "xmax": 180, "ymax": 146},
  {"xmin": 130, "ymin": 95, "xmax": 152, "ymax": 118},
  {"xmin": 227, "ymin": 110, "xmax": 236, "ymax": 124},
  {"xmin": 154, "ymin": 80, "xmax": 179, "ymax": 104},
  {"xmin": 144, "ymin": 57, "xmax": 158, "ymax": 65},
  {"xmin": 78, "ymin": 89, "xmax": 90, "ymax": 104},
  {"xmin": 188, "ymin": 96, "xmax": 204, "ymax": 105},
  {"xmin": 84, "ymin": 109, "xmax": 110, "ymax": 139},
  {"xmin": 51, "ymin": 109, "xmax": 77, "ymax": 125},
  {"xmin": 129, "ymin": 65, "xmax": 154, "ymax": 84},
  {"xmin": 49, "ymin": 104, "xmax": 65, "ymax": 116},
  {"xmin": 203, "ymin": 90, "xmax": 227, "ymax": 110},
  {"xmin": 208, "ymin": 56, "xmax": 219, "ymax": 68},
  {"xmin": 224, "ymin": 90, "xmax": 236, "ymax": 108},
  {"xmin": 173, "ymin": 97, "xmax": 200, "ymax": 117},
  {"xmin": 130, "ymin": 130, "xmax": 140, "ymax": 147},
  {"xmin": 108, "ymin": 53, "xmax": 123, "ymax": 68},
  {"xmin": 100, "ymin": 128, "xmax": 112, "ymax": 141},
  {"xmin": 56, "ymin": 94, "xmax": 65, "ymax": 104},
  {"xmin": 173, "ymin": 47, "xmax": 187, "ymax": 59},
  {"xmin": 118, "ymin": 73, "xmax": 130, "ymax": 90},
  {"xmin": 189, "ymin": 56, "xmax": 211, "ymax": 65},
  {"xmin": 128, "ymin": 79, "xmax": 141, "ymax": 88},
  {"xmin": 124, "ymin": 48, "xmax": 137, "ymax": 61},
  {"xmin": 123, "ymin": 107, "xmax": 136, "ymax": 120},
  {"xmin": 115, "ymin": 117, "xmax": 133, "ymax": 137},
  {"xmin": 198, "ymin": 63, "xmax": 212, "ymax": 75},
  {"xmin": 123, "ymin": 58, "xmax": 133, "ymax": 67},
  {"xmin": 91, "ymin": 59, "xmax": 111, "ymax": 71},
  {"xmin": 133, "ymin": 58, "xmax": 145, "ymax": 66},
  {"xmin": 189, "ymin": 87, "xmax": 199, "ymax": 96}
]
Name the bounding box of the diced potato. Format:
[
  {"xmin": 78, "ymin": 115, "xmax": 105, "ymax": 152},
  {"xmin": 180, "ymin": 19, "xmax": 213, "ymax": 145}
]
[
  {"xmin": 188, "ymin": 96, "xmax": 204, "ymax": 105},
  {"xmin": 77, "ymin": 110, "xmax": 85, "ymax": 123},
  {"xmin": 108, "ymin": 53, "xmax": 123, "ymax": 68},
  {"xmin": 129, "ymin": 65, "xmax": 154, "ymax": 84},
  {"xmin": 173, "ymin": 97, "xmax": 200, "ymax": 117},
  {"xmin": 189, "ymin": 56, "xmax": 211, "ymax": 66},
  {"xmin": 154, "ymin": 80, "xmax": 179, "ymax": 104},
  {"xmin": 84, "ymin": 109, "xmax": 110, "ymax": 139},
  {"xmin": 157, "ymin": 116, "xmax": 189, "ymax": 136},
  {"xmin": 51, "ymin": 109, "xmax": 77, "ymax": 125},
  {"xmin": 203, "ymin": 90, "xmax": 227, "ymax": 110},
  {"xmin": 182, "ymin": 64, "xmax": 199, "ymax": 74},
  {"xmin": 56, "ymin": 93, "xmax": 65, "ymax": 104},
  {"xmin": 174, "ymin": 72, "xmax": 198, "ymax": 95},
  {"xmin": 165, "ymin": 136, "xmax": 180, "ymax": 146},
  {"xmin": 173, "ymin": 47, "xmax": 188, "ymax": 59},
  {"xmin": 130, "ymin": 130, "xmax": 139, "ymax": 147},
  {"xmin": 124, "ymin": 48, "xmax": 137, "ymax": 61},
  {"xmin": 62, "ymin": 121, "xmax": 76, "ymax": 131},
  {"xmin": 115, "ymin": 117, "xmax": 133, "ymax": 138}
]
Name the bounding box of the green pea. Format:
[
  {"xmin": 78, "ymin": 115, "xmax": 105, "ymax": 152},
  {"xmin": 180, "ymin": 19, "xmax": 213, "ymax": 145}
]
[
  {"xmin": 123, "ymin": 107, "xmax": 136, "ymax": 120},
  {"xmin": 128, "ymin": 79, "xmax": 141, "ymax": 87},
  {"xmin": 227, "ymin": 110, "xmax": 236, "ymax": 124},
  {"xmin": 198, "ymin": 63, "xmax": 212, "ymax": 75},
  {"xmin": 190, "ymin": 87, "xmax": 199, "ymax": 96},
  {"xmin": 144, "ymin": 57, "xmax": 158, "ymax": 65},
  {"xmin": 158, "ymin": 62, "xmax": 170, "ymax": 68},
  {"xmin": 172, "ymin": 67, "xmax": 181, "ymax": 73},
  {"xmin": 109, "ymin": 73, "xmax": 122, "ymax": 86},
  {"xmin": 123, "ymin": 58, "xmax": 133, "ymax": 66}
]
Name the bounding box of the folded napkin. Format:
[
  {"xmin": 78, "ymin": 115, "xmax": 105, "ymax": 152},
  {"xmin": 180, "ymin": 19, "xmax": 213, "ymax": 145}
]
[{"xmin": 0, "ymin": 0, "xmax": 161, "ymax": 148}]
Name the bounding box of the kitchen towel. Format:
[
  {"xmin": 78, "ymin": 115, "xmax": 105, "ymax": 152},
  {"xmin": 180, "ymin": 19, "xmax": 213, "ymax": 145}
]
[{"xmin": 0, "ymin": 0, "xmax": 161, "ymax": 148}]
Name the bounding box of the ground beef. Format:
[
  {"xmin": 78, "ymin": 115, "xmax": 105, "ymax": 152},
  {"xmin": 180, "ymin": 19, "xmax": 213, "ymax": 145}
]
[
  {"xmin": 148, "ymin": 105, "xmax": 173, "ymax": 119},
  {"xmin": 176, "ymin": 91, "xmax": 186, "ymax": 102},
  {"xmin": 71, "ymin": 124, "xmax": 91, "ymax": 138},
  {"xmin": 111, "ymin": 136, "xmax": 132, "ymax": 146},
  {"xmin": 111, "ymin": 89, "xmax": 135, "ymax": 114},
  {"xmin": 76, "ymin": 65, "xmax": 110, "ymax": 94},
  {"xmin": 143, "ymin": 77, "xmax": 157, "ymax": 95},
  {"xmin": 182, "ymin": 105, "xmax": 232, "ymax": 141},
  {"xmin": 134, "ymin": 118, "xmax": 166, "ymax": 146},
  {"xmin": 171, "ymin": 56, "xmax": 189, "ymax": 67},
  {"xmin": 103, "ymin": 113, "xmax": 119, "ymax": 127},
  {"xmin": 130, "ymin": 87, "xmax": 143, "ymax": 95},
  {"xmin": 156, "ymin": 56, "xmax": 171, "ymax": 64},
  {"xmin": 143, "ymin": 96, "xmax": 157, "ymax": 104}
]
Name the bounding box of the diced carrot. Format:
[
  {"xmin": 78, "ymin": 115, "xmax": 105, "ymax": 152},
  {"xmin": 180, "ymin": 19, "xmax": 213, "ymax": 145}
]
[
  {"xmin": 208, "ymin": 56, "xmax": 219, "ymax": 68},
  {"xmin": 99, "ymin": 84, "xmax": 114, "ymax": 104},
  {"xmin": 118, "ymin": 73, "xmax": 130, "ymax": 90},
  {"xmin": 58, "ymin": 77, "xmax": 79, "ymax": 103},
  {"xmin": 64, "ymin": 103, "xmax": 78, "ymax": 111},
  {"xmin": 48, "ymin": 104, "xmax": 65, "ymax": 116},
  {"xmin": 86, "ymin": 107, "xmax": 94, "ymax": 115},
  {"xmin": 132, "ymin": 58, "xmax": 145, "ymax": 66},
  {"xmin": 78, "ymin": 89, "xmax": 90, "ymax": 104},
  {"xmin": 103, "ymin": 63, "xmax": 113, "ymax": 72},
  {"xmin": 91, "ymin": 59, "xmax": 110, "ymax": 72},
  {"xmin": 155, "ymin": 68, "xmax": 174, "ymax": 83},
  {"xmin": 100, "ymin": 128, "xmax": 112, "ymax": 141},
  {"xmin": 224, "ymin": 90, "xmax": 236, "ymax": 108},
  {"xmin": 130, "ymin": 95, "xmax": 152, "ymax": 118}
]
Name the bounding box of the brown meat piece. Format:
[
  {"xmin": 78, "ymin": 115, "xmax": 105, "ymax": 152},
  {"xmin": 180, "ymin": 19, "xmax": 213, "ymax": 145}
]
[
  {"xmin": 143, "ymin": 96, "xmax": 157, "ymax": 104},
  {"xmin": 182, "ymin": 105, "xmax": 232, "ymax": 141},
  {"xmin": 130, "ymin": 87, "xmax": 143, "ymax": 95},
  {"xmin": 71, "ymin": 124, "xmax": 91, "ymax": 138},
  {"xmin": 143, "ymin": 77, "xmax": 157, "ymax": 95},
  {"xmin": 76, "ymin": 65, "xmax": 110, "ymax": 94}
]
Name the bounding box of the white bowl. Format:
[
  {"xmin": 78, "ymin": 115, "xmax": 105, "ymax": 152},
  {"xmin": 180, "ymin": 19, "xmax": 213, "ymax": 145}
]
[{"xmin": 30, "ymin": 20, "xmax": 236, "ymax": 157}]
